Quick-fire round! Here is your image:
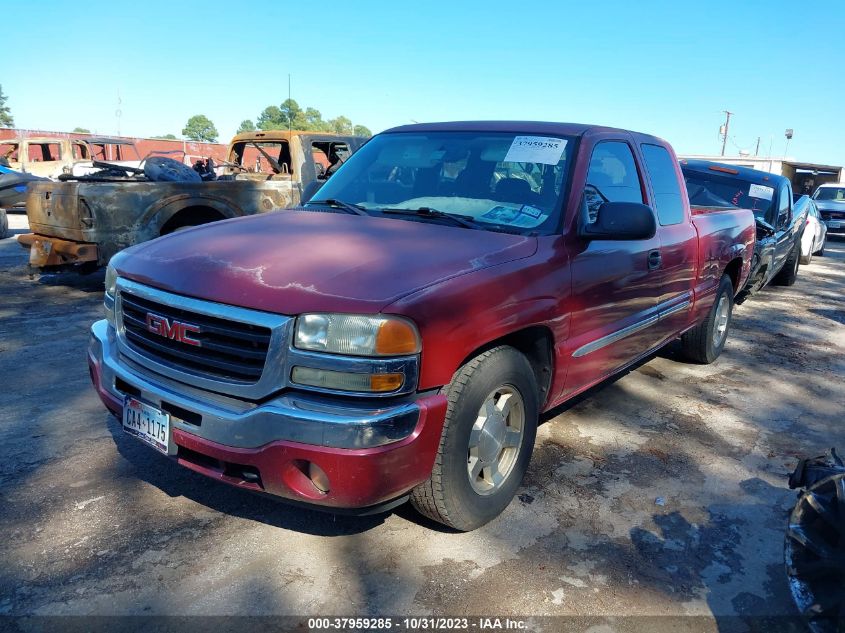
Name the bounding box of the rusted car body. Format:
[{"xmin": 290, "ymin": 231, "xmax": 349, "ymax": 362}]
[
  {"xmin": 17, "ymin": 131, "xmax": 366, "ymax": 271},
  {"xmin": 1, "ymin": 136, "xmax": 141, "ymax": 179}
]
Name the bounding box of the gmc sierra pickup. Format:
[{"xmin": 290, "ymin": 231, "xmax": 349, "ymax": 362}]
[{"xmin": 88, "ymin": 121, "xmax": 755, "ymax": 530}]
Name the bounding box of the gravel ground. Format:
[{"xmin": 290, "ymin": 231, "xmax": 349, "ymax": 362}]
[{"xmin": 1, "ymin": 211, "xmax": 843, "ymax": 631}]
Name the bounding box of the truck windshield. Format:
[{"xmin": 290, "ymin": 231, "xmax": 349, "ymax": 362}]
[
  {"xmin": 309, "ymin": 131, "xmax": 574, "ymax": 234},
  {"xmin": 813, "ymin": 186, "xmax": 845, "ymax": 202},
  {"xmin": 683, "ymin": 171, "xmax": 774, "ymax": 221}
]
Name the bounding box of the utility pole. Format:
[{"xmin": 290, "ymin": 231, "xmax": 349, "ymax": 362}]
[
  {"xmin": 720, "ymin": 110, "xmax": 732, "ymax": 156},
  {"xmin": 755, "ymin": 137, "xmax": 761, "ymax": 156}
]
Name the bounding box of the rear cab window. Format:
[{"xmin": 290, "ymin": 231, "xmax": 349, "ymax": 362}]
[
  {"xmin": 683, "ymin": 167, "xmax": 776, "ymax": 224},
  {"xmin": 641, "ymin": 144, "xmax": 685, "ymax": 225},
  {"xmin": 231, "ymin": 141, "xmax": 292, "ymax": 176}
]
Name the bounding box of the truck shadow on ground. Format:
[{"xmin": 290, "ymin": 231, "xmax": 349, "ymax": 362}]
[{"xmin": 104, "ymin": 415, "xmax": 391, "ymax": 537}]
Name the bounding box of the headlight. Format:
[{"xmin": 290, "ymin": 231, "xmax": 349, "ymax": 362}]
[
  {"xmin": 105, "ymin": 261, "xmax": 118, "ymax": 299},
  {"xmin": 294, "ymin": 314, "xmax": 421, "ymax": 356}
]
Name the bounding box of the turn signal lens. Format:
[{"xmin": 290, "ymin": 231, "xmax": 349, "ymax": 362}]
[
  {"xmin": 291, "ymin": 366, "xmax": 404, "ymax": 393},
  {"xmin": 375, "ymin": 319, "xmax": 420, "ymax": 355},
  {"xmin": 368, "ymin": 373, "xmax": 404, "ymax": 392}
]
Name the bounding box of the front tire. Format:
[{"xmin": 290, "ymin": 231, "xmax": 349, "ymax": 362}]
[
  {"xmin": 411, "ymin": 346, "xmax": 539, "ymax": 531},
  {"xmin": 680, "ymin": 274, "xmax": 734, "ymax": 364}
]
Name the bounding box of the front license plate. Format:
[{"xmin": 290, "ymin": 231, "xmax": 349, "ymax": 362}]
[
  {"xmin": 828, "ymin": 221, "xmax": 841, "ymax": 229},
  {"xmin": 123, "ymin": 397, "xmax": 170, "ymax": 454}
]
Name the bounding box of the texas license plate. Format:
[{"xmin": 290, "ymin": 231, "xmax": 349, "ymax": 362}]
[
  {"xmin": 828, "ymin": 221, "xmax": 841, "ymax": 228},
  {"xmin": 123, "ymin": 397, "xmax": 170, "ymax": 454}
]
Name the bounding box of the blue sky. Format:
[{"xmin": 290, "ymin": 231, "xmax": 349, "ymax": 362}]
[{"xmin": 4, "ymin": 1, "xmax": 844, "ymax": 164}]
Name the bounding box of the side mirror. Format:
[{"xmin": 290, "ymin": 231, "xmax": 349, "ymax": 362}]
[
  {"xmin": 755, "ymin": 216, "xmax": 775, "ymax": 237},
  {"xmin": 301, "ymin": 179, "xmax": 325, "ymax": 204},
  {"xmin": 579, "ymin": 201, "xmax": 656, "ymax": 240}
]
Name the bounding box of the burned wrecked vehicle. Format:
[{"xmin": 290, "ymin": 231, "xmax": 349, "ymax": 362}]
[
  {"xmin": 786, "ymin": 449, "xmax": 845, "ymax": 632},
  {"xmin": 0, "ymin": 135, "xmax": 141, "ymax": 180},
  {"xmin": 17, "ymin": 131, "xmax": 366, "ymax": 272}
]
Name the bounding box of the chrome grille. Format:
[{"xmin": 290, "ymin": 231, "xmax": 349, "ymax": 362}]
[{"xmin": 119, "ymin": 290, "xmax": 271, "ymax": 383}]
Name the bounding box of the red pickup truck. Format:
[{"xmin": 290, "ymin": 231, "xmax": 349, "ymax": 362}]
[{"xmin": 88, "ymin": 121, "xmax": 755, "ymax": 530}]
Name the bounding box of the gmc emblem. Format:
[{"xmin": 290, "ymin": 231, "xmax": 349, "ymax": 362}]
[{"xmin": 145, "ymin": 312, "xmax": 202, "ymax": 347}]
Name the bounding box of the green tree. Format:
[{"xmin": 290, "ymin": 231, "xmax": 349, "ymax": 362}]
[
  {"xmin": 280, "ymin": 98, "xmax": 306, "ymax": 129},
  {"xmin": 257, "ymin": 106, "xmax": 285, "ymax": 130},
  {"xmin": 152, "ymin": 134, "xmax": 177, "ymax": 140},
  {"xmin": 182, "ymin": 114, "xmax": 218, "ymax": 142},
  {"xmin": 329, "ymin": 116, "xmax": 353, "ymax": 135},
  {"xmin": 72, "ymin": 127, "xmax": 90, "ymax": 134},
  {"xmin": 255, "ymin": 99, "xmax": 372, "ymax": 135},
  {"xmin": 0, "ymin": 85, "xmax": 14, "ymax": 128},
  {"xmin": 353, "ymin": 124, "xmax": 372, "ymax": 138},
  {"xmin": 237, "ymin": 119, "xmax": 256, "ymax": 134}
]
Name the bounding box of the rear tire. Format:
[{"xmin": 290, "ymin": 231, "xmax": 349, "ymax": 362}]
[
  {"xmin": 680, "ymin": 274, "xmax": 734, "ymax": 364},
  {"xmin": 774, "ymin": 243, "xmax": 801, "ymax": 286},
  {"xmin": 411, "ymin": 346, "xmax": 539, "ymax": 531},
  {"xmin": 814, "ymin": 236, "xmax": 825, "ymax": 256}
]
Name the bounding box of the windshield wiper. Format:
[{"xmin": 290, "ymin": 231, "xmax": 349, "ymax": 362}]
[
  {"xmin": 381, "ymin": 207, "xmax": 478, "ymax": 229},
  {"xmin": 307, "ymin": 198, "xmax": 369, "ymax": 216}
]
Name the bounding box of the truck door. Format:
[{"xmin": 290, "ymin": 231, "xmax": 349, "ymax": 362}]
[
  {"xmin": 563, "ymin": 138, "xmax": 664, "ymax": 396},
  {"xmin": 772, "ymin": 182, "xmax": 793, "ymax": 271},
  {"xmin": 639, "ymin": 143, "xmax": 697, "ymax": 337}
]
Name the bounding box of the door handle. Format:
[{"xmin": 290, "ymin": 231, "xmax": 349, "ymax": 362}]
[{"xmin": 648, "ymin": 249, "xmax": 662, "ymax": 270}]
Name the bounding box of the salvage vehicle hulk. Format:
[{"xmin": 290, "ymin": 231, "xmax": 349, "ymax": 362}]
[
  {"xmin": 88, "ymin": 121, "xmax": 755, "ymax": 531},
  {"xmin": 18, "ymin": 130, "xmax": 364, "ymax": 271}
]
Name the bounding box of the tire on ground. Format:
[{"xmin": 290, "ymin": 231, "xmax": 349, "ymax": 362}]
[
  {"xmin": 773, "ymin": 242, "xmax": 801, "ymax": 286},
  {"xmin": 411, "ymin": 345, "xmax": 539, "ymax": 531},
  {"xmin": 680, "ymin": 274, "xmax": 734, "ymax": 364}
]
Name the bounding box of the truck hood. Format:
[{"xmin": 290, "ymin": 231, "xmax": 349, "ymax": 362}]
[
  {"xmin": 814, "ymin": 200, "xmax": 845, "ymax": 214},
  {"xmin": 116, "ymin": 210, "xmax": 537, "ymax": 315}
]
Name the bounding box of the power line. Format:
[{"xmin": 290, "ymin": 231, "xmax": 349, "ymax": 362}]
[{"xmin": 720, "ymin": 110, "xmax": 732, "ymax": 156}]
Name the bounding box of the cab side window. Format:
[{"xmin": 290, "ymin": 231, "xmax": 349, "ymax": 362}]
[
  {"xmin": 641, "ymin": 143, "xmax": 685, "ymax": 225},
  {"xmin": 584, "ymin": 141, "xmax": 643, "ymax": 222},
  {"xmin": 776, "ymin": 184, "xmax": 791, "ymax": 229}
]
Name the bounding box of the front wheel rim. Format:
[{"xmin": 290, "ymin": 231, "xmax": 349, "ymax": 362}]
[
  {"xmin": 467, "ymin": 386, "xmax": 525, "ymax": 495},
  {"xmin": 713, "ymin": 295, "xmax": 730, "ymax": 348}
]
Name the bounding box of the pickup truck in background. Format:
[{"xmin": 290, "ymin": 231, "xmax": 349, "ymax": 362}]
[
  {"xmin": 681, "ymin": 160, "xmax": 806, "ymax": 303},
  {"xmin": 88, "ymin": 121, "xmax": 755, "ymax": 530},
  {"xmin": 17, "ymin": 130, "xmax": 365, "ymax": 272},
  {"xmin": 812, "ymin": 182, "xmax": 845, "ymax": 236}
]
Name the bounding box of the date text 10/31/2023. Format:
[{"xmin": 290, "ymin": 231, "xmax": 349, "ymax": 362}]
[{"xmin": 308, "ymin": 617, "xmax": 529, "ymax": 631}]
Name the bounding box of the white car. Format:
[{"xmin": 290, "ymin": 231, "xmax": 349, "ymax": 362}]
[{"xmin": 800, "ymin": 199, "xmax": 827, "ymax": 264}]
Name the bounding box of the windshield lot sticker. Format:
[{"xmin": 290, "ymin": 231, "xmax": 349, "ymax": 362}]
[
  {"xmin": 748, "ymin": 183, "xmax": 774, "ymax": 201},
  {"xmin": 504, "ymin": 136, "xmax": 566, "ymax": 165},
  {"xmin": 481, "ymin": 205, "xmax": 547, "ymax": 228}
]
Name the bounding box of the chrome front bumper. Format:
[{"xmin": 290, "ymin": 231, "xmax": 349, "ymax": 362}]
[{"xmin": 89, "ymin": 319, "xmax": 422, "ymax": 450}]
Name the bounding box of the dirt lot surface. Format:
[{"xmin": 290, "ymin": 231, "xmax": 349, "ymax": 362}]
[{"xmin": 1, "ymin": 211, "xmax": 843, "ymax": 631}]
